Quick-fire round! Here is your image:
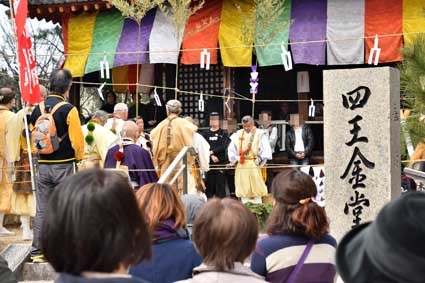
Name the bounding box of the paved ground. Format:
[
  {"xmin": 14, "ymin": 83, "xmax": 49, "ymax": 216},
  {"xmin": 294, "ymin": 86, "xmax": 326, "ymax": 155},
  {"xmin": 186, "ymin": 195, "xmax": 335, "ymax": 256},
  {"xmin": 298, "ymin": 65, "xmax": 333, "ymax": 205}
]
[{"xmin": 0, "ymin": 226, "xmax": 30, "ymax": 252}]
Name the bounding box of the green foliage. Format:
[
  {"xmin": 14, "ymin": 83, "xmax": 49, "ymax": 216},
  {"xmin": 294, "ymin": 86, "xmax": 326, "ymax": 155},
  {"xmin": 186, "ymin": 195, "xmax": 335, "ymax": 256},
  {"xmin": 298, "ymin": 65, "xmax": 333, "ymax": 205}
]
[
  {"xmin": 244, "ymin": 202, "xmax": 273, "ymax": 230},
  {"xmin": 106, "ymin": 0, "xmax": 162, "ymax": 22},
  {"xmin": 156, "ymin": 0, "xmax": 205, "ymax": 41},
  {"xmin": 239, "ymin": 0, "xmax": 288, "ymax": 46},
  {"xmin": 400, "ymin": 35, "xmax": 425, "ymax": 150}
]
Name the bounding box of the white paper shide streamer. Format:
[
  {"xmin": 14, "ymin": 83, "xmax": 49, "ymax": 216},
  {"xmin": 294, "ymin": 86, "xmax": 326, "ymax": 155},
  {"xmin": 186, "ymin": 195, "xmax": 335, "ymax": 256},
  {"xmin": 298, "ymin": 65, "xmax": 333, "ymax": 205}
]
[
  {"xmin": 367, "ymin": 35, "xmax": 381, "ymax": 66},
  {"xmin": 100, "ymin": 54, "xmax": 110, "ymax": 79},
  {"xmin": 200, "ymin": 49, "xmax": 211, "ymax": 70},
  {"xmin": 281, "ymin": 44, "xmax": 293, "ymax": 71}
]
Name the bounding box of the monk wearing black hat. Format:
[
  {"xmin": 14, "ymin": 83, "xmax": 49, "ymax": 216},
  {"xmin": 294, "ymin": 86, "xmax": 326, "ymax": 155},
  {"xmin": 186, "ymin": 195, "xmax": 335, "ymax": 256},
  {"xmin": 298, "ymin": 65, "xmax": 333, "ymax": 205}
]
[{"xmin": 201, "ymin": 112, "xmax": 228, "ymax": 198}]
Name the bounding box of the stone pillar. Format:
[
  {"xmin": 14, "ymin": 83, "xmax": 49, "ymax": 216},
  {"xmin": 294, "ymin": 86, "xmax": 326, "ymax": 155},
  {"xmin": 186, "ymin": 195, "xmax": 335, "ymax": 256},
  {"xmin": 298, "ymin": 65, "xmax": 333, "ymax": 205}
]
[{"xmin": 323, "ymin": 67, "xmax": 400, "ymax": 240}]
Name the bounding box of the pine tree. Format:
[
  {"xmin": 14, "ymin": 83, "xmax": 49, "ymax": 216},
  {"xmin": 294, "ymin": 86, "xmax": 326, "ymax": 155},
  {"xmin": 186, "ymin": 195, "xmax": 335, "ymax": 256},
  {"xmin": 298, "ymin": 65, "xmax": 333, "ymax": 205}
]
[{"xmin": 400, "ymin": 35, "xmax": 425, "ymax": 160}]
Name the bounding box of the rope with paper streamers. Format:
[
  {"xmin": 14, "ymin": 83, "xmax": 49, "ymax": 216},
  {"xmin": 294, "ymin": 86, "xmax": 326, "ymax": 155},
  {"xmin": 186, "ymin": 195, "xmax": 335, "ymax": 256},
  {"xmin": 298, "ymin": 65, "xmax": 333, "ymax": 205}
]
[
  {"xmin": 0, "ymin": 31, "xmax": 422, "ymax": 58},
  {"xmin": 0, "ymin": 71, "xmax": 324, "ymax": 103}
]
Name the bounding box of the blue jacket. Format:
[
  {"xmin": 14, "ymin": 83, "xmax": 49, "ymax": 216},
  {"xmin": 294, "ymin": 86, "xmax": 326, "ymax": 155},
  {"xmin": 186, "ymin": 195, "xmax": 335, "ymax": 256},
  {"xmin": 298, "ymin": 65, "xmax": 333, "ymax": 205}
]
[{"xmin": 130, "ymin": 238, "xmax": 202, "ymax": 283}]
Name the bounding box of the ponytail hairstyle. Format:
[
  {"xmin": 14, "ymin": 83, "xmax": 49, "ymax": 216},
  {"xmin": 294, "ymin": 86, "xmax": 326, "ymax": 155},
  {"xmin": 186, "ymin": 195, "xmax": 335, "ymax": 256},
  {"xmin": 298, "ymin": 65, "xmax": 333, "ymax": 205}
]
[{"xmin": 266, "ymin": 169, "xmax": 329, "ymax": 239}]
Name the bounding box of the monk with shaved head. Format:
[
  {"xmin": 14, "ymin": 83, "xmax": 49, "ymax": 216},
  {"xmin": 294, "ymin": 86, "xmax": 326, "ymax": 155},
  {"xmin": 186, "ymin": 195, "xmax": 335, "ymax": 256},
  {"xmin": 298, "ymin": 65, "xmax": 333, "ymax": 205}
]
[{"xmin": 104, "ymin": 121, "xmax": 158, "ymax": 189}]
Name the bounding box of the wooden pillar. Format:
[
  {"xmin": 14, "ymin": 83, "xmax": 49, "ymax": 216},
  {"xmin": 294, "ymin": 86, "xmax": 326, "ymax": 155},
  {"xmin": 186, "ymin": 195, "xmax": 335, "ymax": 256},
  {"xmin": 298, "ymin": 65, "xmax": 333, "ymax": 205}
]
[
  {"xmin": 297, "ymin": 71, "xmax": 310, "ymax": 123},
  {"xmin": 223, "ymin": 67, "xmax": 233, "ymax": 120},
  {"xmin": 298, "ymin": 93, "xmax": 308, "ymax": 123}
]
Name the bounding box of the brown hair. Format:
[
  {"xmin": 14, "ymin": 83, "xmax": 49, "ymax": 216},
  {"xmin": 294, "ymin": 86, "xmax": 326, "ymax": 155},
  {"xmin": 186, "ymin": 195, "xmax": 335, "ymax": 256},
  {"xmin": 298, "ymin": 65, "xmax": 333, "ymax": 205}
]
[
  {"xmin": 0, "ymin": 88, "xmax": 15, "ymax": 105},
  {"xmin": 266, "ymin": 169, "xmax": 329, "ymax": 239},
  {"xmin": 193, "ymin": 198, "xmax": 258, "ymax": 271},
  {"xmin": 42, "ymin": 169, "xmax": 151, "ymax": 275},
  {"xmin": 135, "ymin": 183, "xmax": 186, "ymax": 235}
]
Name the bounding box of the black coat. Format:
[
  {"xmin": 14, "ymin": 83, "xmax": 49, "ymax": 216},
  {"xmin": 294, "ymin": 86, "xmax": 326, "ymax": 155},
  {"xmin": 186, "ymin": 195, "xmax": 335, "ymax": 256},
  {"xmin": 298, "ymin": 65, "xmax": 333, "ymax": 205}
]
[
  {"xmin": 201, "ymin": 128, "xmax": 229, "ymax": 164},
  {"xmin": 285, "ymin": 124, "xmax": 314, "ymax": 158}
]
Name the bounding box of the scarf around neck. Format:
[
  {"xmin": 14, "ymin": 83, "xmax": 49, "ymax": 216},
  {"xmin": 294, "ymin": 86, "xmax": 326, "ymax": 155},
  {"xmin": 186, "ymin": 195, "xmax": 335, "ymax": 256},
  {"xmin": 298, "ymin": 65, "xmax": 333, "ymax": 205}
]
[{"xmin": 153, "ymin": 219, "xmax": 188, "ymax": 244}]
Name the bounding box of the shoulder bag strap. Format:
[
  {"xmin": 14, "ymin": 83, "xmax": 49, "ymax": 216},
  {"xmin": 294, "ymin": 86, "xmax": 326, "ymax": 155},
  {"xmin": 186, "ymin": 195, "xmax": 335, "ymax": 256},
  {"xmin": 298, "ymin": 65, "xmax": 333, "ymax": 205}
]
[
  {"xmin": 50, "ymin": 101, "xmax": 68, "ymax": 141},
  {"xmin": 39, "ymin": 101, "xmax": 45, "ymax": 114},
  {"xmin": 286, "ymin": 240, "xmax": 314, "ymax": 283}
]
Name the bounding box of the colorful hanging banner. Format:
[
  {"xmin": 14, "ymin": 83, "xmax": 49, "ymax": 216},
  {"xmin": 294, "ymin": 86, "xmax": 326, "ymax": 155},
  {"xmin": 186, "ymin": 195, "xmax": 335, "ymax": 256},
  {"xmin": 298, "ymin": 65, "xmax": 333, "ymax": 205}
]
[
  {"xmin": 128, "ymin": 64, "xmax": 138, "ymax": 93},
  {"xmin": 181, "ymin": 0, "xmax": 222, "ymax": 65},
  {"xmin": 289, "ymin": 0, "xmax": 327, "ymax": 65},
  {"xmin": 112, "ymin": 65, "xmax": 129, "ymax": 93},
  {"xmin": 114, "ymin": 9, "xmax": 156, "ymax": 67},
  {"xmin": 219, "ymin": 0, "xmax": 255, "ymax": 67},
  {"xmin": 403, "ymin": 0, "xmax": 425, "ymax": 47},
  {"xmin": 13, "ymin": 0, "xmax": 40, "ymax": 104},
  {"xmin": 327, "ymin": 0, "xmax": 364, "ymax": 65},
  {"xmin": 137, "ymin": 64, "xmax": 155, "ymax": 95},
  {"xmin": 63, "ymin": 12, "xmax": 97, "ymax": 77},
  {"xmin": 365, "ymin": 0, "xmax": 402, "ymax": 63},
  {"xmin": 85, "ymin": 10, "xmax": 124, "ymax": 74},
  {"xmin": 255, "ymin": 0, "xmax": 291, "ymax": 67},
  {"xmin": 149, "ymin": 8, "xmax": 185, "ymax": 64}
]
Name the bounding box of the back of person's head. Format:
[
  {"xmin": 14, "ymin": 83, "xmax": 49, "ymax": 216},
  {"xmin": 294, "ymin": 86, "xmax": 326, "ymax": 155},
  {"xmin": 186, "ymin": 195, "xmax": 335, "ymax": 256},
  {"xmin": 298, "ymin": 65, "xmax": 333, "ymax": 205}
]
[
  {"xmin": 121, "ymin": 121, "xmax": 138, "ymax": 140},
  {"xmin": 337, "ymin": 192, "xmax": 425, "ymax": 283},
  {"xmin": 135, "ymin": 183, "xmax": 186, "ymax": 234},
  {"xmin": 166, "ymin": 100, "xmax": 182, "ymax": 115},
  {"xmin": 48, "ymin": 69, "xmax": 72, "ymax": 95},
  {"xmin": 266, "ymin": 169, "xmax": 329, "ymax": 239},
  {"xmin": 193, "ymin": 198, "xmax": 258, "ymax": 271},
  {"xmin": 181, "ymin": 194, "xmax": 206, "ymax": 225},
  {"xmin": 91, "ymin": 110, "xmax": 109, "ymax": 125},
  {"xmin": 41, "ymin": 169, "xmax": 151, "ymax": 275},
  {"xmin": 0, "ymin": 87, "xmax": 15, "ymax": 105},
  {"xmin": 114, "ymin": 102, "xmax": 128, "ymax": 113}
]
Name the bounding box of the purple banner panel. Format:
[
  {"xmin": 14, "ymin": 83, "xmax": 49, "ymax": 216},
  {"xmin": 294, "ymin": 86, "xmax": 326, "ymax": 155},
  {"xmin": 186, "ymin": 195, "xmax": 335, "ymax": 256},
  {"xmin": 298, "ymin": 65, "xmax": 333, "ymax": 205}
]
[
  {"xmin": 289, "ymin": 0, "xmax": 327, "ymax": 65},
  {"xmin": 114, "ymin": 9, "xmax": 156, "ymax": 67}
]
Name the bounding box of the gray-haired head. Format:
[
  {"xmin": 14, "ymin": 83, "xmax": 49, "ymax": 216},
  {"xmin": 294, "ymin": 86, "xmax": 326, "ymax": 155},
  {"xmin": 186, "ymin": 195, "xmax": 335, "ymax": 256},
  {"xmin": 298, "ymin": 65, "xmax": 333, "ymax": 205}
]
[
  {"xmin": 121, "ymin": 121, "xmax": 138, "ymax": 141},
  {"xmin": 92, "ymin": 110, "xmax": 109, "ymax": 124},
  {"xmin": 49, "ymin": 68, "xmax": 72, "ymax": 96},
  {"xmin": 166, "ymin": 99, "xmax": 182, "ymax": 115},
  {"xmin": 241, "ymin": 115, "xmax": 254, "ymax": 124}
]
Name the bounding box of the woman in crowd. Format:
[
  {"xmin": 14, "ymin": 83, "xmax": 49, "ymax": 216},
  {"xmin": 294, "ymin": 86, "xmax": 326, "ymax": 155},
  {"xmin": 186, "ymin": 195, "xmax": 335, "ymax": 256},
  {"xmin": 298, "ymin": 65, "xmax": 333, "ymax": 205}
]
[
  {"xmin": 251, "ymin": 169, "xmax": 336, "ymax": 283},
  {"xmin": 100, "ymin": 89, "xmax": 117, "ymax": 114},
  {"xmin": 41, "ymin": 169, "xmax": 151, "ymax": 283},
  {"xmin": 130, "ymin": 183, "xmax": 202, "ymax": 283},
  {"xmin": 177, "ymin": 198, "xmax": 266, "ymax": 283}
]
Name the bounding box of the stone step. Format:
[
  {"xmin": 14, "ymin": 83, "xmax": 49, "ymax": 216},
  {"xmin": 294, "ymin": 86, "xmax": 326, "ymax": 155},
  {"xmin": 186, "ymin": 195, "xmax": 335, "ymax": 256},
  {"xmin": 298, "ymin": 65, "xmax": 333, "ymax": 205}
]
[
  {"xmin": 21, "ymin": 262, "xmax": 55, "ymax": 282},
  {"xmin": 1, "ymin": 243, "xmax": 31, "ymax": 272}
]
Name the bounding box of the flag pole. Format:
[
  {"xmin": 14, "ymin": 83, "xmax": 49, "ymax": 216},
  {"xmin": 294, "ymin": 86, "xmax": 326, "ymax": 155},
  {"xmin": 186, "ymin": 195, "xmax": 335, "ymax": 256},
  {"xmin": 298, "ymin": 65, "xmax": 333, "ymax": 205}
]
[
  {"xmin": 9, "ymin": 0, "xmax": 37, "ymax": 194},
  {"xmin": 23, "ymin": 109, "xmax": 37, "ymax": 193}
]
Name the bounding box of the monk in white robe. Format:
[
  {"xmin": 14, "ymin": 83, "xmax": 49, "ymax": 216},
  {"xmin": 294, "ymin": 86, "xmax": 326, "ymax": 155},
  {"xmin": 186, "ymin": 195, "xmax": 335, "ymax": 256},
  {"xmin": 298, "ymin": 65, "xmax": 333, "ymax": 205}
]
[
  {"xmin": 184, "ymin": 117, "xmax": 210, "ymax": 196},
  {"xmin": 80, "ymin": 110, "xmax": 118, "ymax": 169},
  {"xmin": 104, "ymin": 103, "xmax": 128, "ymax": 136},
  {"xmin": 228, "ymin": 116, "xmax": 272, "ymax": 203}
]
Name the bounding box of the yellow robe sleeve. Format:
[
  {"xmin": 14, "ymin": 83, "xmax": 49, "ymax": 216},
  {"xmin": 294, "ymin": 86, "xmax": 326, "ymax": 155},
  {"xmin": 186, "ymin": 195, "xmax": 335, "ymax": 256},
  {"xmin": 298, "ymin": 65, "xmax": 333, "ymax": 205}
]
[
  {"xmin": 6, "ymin": 110, "xmax": 25, "ymax": 162},
  {"xmin": 67, "ymin": 107, "xmax": 84, "ymax": 161},
  {"xmin": 95, "ymin": 126, "xmax": 118, "ymax": 163}
]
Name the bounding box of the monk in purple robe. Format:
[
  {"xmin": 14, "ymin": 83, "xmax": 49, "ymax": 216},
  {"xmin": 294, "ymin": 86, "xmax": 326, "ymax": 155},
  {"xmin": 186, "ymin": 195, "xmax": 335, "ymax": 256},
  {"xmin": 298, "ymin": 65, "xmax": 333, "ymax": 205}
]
[{"xmin": 104, "ymin": 121, "xmax": 158, "ymax": 188}]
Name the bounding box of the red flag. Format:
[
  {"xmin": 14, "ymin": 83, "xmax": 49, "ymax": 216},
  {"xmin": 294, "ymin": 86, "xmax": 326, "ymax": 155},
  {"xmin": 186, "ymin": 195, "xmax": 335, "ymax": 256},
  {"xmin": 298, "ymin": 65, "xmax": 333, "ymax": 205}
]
[{"xmin": 13, "ymin": 0, "xmax": 41, "ymax": 104}]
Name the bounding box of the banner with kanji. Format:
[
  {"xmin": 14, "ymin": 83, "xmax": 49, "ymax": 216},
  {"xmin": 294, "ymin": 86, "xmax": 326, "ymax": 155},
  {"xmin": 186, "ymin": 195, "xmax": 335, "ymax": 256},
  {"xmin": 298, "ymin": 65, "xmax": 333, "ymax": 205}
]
[{"xmin": 13, "ymin": 0, "xmax": 40, "ymax": 104}]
